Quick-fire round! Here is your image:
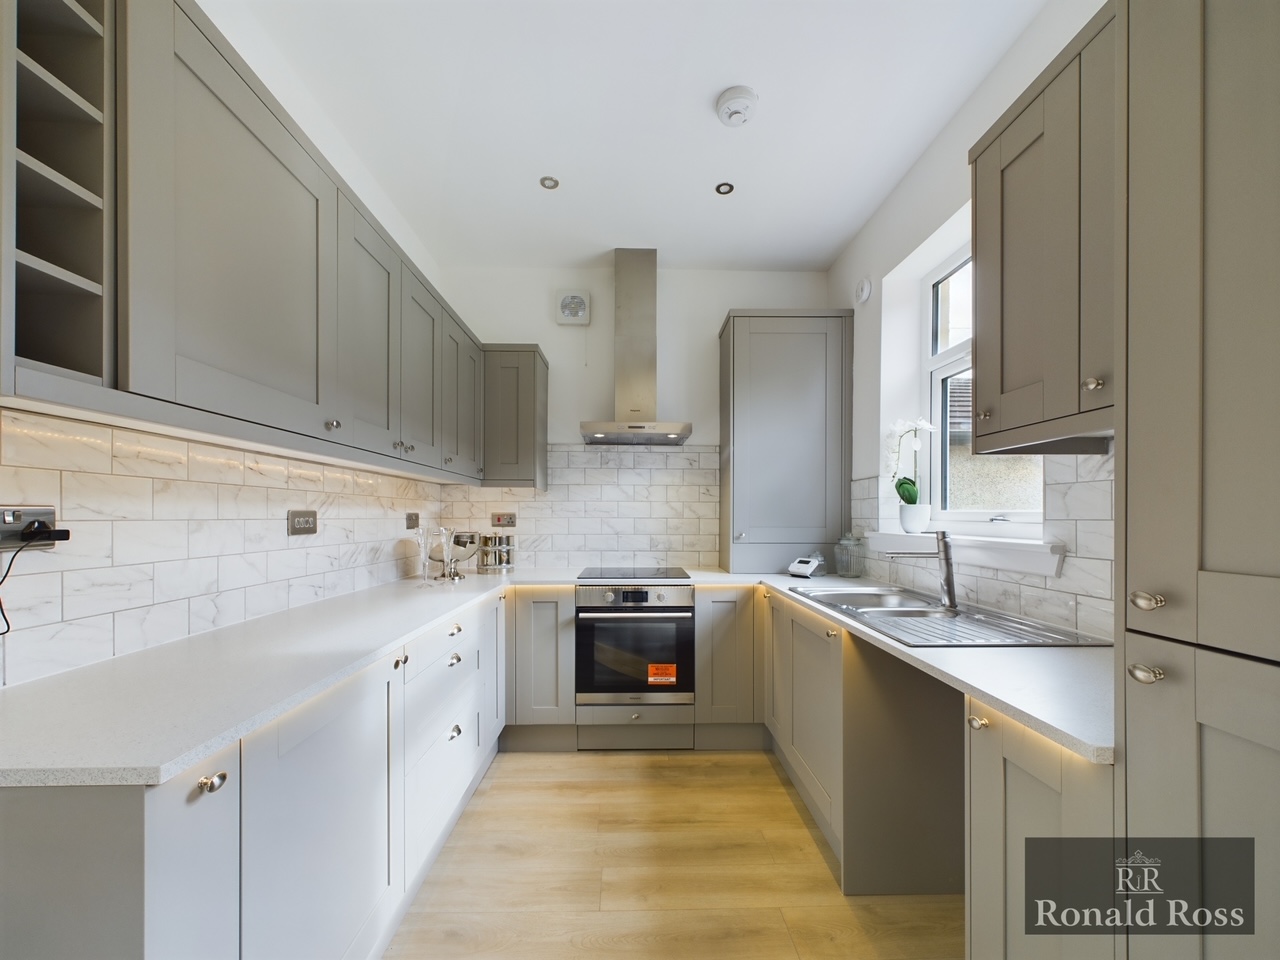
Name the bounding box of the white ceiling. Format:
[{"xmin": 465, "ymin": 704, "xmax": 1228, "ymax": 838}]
[{"xmin": 200, "ymin": 0, "xmax": 1048, "ymax": 272}]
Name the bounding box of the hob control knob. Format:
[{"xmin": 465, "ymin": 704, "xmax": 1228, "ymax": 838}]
[
  {"xmin": 656, "ymin": 592, "xmax": 666, "ymax": 602},
  {"xmin": 604, "ymin": 591, "xmax": 615, "ymax": 603}
]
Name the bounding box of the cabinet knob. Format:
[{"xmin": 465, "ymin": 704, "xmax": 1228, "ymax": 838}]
[
  {"xmin": 448, "ymin": 724, "xmax": 463, "ymax": 741},
  {"xmin": 1127, "ymin": 590, "xmax": 1167, "ymax": 612},
  {"xmin": 448, "ymin": 623, "xmax": 463, "ymax": 636},
  {"xmin": 405, "ymin": 444, "xmax": 415, "ymax": 452},
  {"xmin": 448, "ymin": 652, "xmax": 463, "ymax": 667},
  {"xmin": 478, "ymin": 467, "xmax": 484, "ymax": 474},
  {"xmin": 393, "ymin": 657, "xmax": 404, "ymax": 669},
  {"xmin": 967, "ymin": 716, "xmax": 989, "ymax": 731},
  {"xmin": 198, "ymin": 771, "xmax": 229, "ymax": 793},
  {"xmin": 1081, "ymin": 377, "xmax": 1105, "ymax": 391},
  {"xmin": 392, "ymin": 440, "xmax": 403, "ymax": 449},
  {"xmin": 401, "ymin": 653, "xmax": 410, "ymax": 666},
  {"xmin": 977, "ymin": 411, "xmax": 992, "ymax": 421},
  {"xmin": 444, "ymin": 457, "xmax": 453, "ymax": 465},
  {"xmin": 1126, "ymin": 663, "xmax": 1166, "ymax": 685},
  {"xmin": 734, "ymin": 533, "xmax": 746, "ymax": 541},
  {"xmin": 762, "ymin": 591, "xmax": 771, "ymax": 599},
  {"xmin": 826, "ymin": 629, "xmax": 838, "ymax": 638},
  {"xmin": 324, "ymin": 419, "xmax": 341, "ymax": 431},
  {"xmin": 631, "ymin": 713, "xmax": 641, "ymax": 721}
]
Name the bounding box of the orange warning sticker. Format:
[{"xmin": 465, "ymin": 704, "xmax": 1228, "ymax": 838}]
[{"xmin": 648, "ymin": 663, "xmax": 677, "ymax": 684}]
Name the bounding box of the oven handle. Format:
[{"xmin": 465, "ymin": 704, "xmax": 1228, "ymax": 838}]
[{"xmin": 578, "ymin": 611, "xmax": 693, "ymax": 619}]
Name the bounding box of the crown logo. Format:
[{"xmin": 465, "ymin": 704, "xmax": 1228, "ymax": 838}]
[{"xmin": 1115, "ymin": 850, "xmax": 1162, "ymax": 866}]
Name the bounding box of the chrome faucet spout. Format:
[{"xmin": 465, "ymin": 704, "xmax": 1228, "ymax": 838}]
[{"xmin": 883, "ymin": 531, "xmax": 958, "ymax": 609}]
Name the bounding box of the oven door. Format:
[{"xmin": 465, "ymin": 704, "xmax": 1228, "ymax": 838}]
[{"xmin": 575, "ymin": 607, "xmax": 695, "ymax": 704}]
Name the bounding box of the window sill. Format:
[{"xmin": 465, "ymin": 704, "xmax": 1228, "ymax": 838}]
[{"xmin": 866, "ymin": 531, "xmax": 1066, "ymax": 578}]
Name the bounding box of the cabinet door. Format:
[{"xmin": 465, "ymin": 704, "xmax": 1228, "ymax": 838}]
[
  {"xmin": 119, "ymin": 4, "xmax": 342, "ymax": 441},
  {"xmin": 513, "ymin": 585, "xmax": 575, "ymax": 724},
  {"xmin": 694, "ymin": 585, "xmax": 754, "ymax": 723},
  {"xmin": 785, "ymin": 602, "xmax": 842, "ymax": 826},
  {"xmin": 481, "ymin": 591, "xmax": 507, "ymax": 744},
  {"xmin": 765, "ymin": 595, "xmax": 791, "ymax": 743},
  {"xmin": 441, "ymin": 312, "xmax": 484, "ymax": 479},
  {"xmin": 143, "ymin": 741, "xmax": 241, "ymax": 960},
  {"xmin": 399, "ymin": 272, "xmax": 442, "ymax": 468},
  {"xmin": 972, "ymin": 62, "xmax": 1081, "ymax": 436},
  {"xmin": 728, "ymin": 316, "xmax": 844, "ymax": 545},
  {"xmin": 1124, "ymin": 634, "xmax": 1280, "ymax": 958},
  {"xmin": 337, "ymin": 194, "xmax": 400, "ymax": 455},
  {"xmin": 1127, "ymin": 0, "xmax": 1280, "ymax": 659},
  {"xmin": 966, "ymin": 698, "xmax": 1114, "ymax": 960},
  {"xmin": 483, "ymin": 348, "xmax": 548, "ymax": 487},
  {"xmin": 241, "ymin": 656, "xmax": 403, "ymax": 960}
]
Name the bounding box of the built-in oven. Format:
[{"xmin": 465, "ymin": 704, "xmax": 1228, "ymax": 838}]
[{"xmin": 574, "ymin": 583, "xmax": 695, "ymax": 705}]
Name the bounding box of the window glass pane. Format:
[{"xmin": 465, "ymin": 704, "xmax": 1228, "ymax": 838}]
[
  {"xmin": 941, "ymin": 369, "xmax": 1042, "ymax": 511},
  {"xmin": 933, "ymin": 260, "xmax": 973, "ymax": 354}
]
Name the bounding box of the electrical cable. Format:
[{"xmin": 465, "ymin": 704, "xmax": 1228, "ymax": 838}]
[{"xmin": 0, "ymin": 539, "xmax": 38, "ymax": 637}]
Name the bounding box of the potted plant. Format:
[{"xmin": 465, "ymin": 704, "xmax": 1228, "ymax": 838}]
[{"xmin": 889, "ymin": 418, "xmax": 935, "ymax": 534}]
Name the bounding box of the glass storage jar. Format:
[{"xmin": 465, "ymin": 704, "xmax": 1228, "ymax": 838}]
[{"xmin": 835, "ymin": 533, "xmax": 866, "ymax": 578}]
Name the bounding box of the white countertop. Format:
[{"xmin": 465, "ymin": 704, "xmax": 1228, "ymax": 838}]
[{"xmin": 0, "ymin": 568, "xmax": 1114, "ymax": 787}]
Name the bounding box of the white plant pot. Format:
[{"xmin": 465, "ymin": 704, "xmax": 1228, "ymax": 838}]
[{"xmin": 899, "ymin": 503, "xmax": 931, "ymax": 534}]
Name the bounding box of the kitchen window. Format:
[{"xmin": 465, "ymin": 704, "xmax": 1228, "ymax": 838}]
[{"xmin": 923, "ymin": 253, "xmax": 1043, "ymax": 530}]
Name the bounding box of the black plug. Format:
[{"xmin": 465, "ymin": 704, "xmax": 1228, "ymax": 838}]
[{"xmin": 21, "ymin": 520, "xmax": 71, "ymax": 542}]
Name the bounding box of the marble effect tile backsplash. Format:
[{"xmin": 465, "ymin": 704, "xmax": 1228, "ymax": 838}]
[
  {"xmin": 440, "ymin": 444, "xmax": 721, "ymax": 570},
  {"xmin": 0, "ymin": 409, "xmax": 443, "ymax": 687},
  {"xmin": 852, "ymin": 452, "xmax": 1116, "ymax": 640}
]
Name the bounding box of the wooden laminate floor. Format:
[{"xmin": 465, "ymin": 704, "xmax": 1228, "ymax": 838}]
[{"xmin": 384, "ymin": 750, "xmax": 964, "ymax": 960}]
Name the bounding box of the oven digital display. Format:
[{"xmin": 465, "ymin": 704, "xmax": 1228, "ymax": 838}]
[{"xmin": 620, "ymin": 590, "xmax": 649, "ymax": 604}]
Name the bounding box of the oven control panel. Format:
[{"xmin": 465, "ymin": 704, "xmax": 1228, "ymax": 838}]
[{"xmin": 575, "ymin": 584, "xmax": 694, "ymax": 608}]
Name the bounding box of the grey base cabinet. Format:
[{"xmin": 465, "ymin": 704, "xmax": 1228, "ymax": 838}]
[
  {"xmin": 0, "ymin": 741, "xmax": 241, "ymax": 960},
  {"xmin": 1124, "ymin": 634, "xmax": 1280, "ymax": 959},
  {"xmin": 512, "ymin": 584, "xmax": 576, "ymax": 725},
  {"xmin": 968, "ymin": 3, "xmax": 1117, "ymax": 454},
  {"xmin": 483, "ymin": 345, "xmax": 548, "ymax": 489},
  {"xmin": 694, "ymin": 584, "xmax": 755, "ymax": 723},
  {"xmin": 719, "ymin": 310, "xmax": 852, "ymax": 573},
  {"xmin": 966, "ymin": 696, "xmax": 1114, "ymax": 960}
]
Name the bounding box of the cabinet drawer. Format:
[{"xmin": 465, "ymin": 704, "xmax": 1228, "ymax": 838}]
[
  {"xmin": 576, "ymin": 704, "xmax": 695, "ymax": 725},
  {"xmin": 405, "ymin": 683, "xmax": 483, "ymax": 875},
  {"xmin": 404, "ymin": 606, "xmax": 481, "ymax": 682},
  {"xmin": 405, "ymin": 636, "xmax": 482, "ymax": 771}
]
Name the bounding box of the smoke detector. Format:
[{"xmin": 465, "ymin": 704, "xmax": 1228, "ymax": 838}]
[
  {"xmin": 555, "ymin": 290, "xmax": 590, "ymax": 325},
  {"xmin": 716, "ymin": 86, "xmax": 758, "ymax": 127}
]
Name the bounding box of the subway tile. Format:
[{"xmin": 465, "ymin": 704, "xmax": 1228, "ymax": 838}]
[
  {"xmin": 2, "ymin": 572, "xmax": 62, "ymax": 627},
  {"xmin": 1, "ymin": 411, "xmax": 111, "ymax": 472},
  {"xmin": 112, "ymin": 430, "xmax": 187, "ymax": 480},
  {"xmin": 63, "ymin": 564, "xmax": 153, "ymax": 619},
  {"xmin": 1075, "ymin": 597, "xmax": 1115, "ymax": 641},
  {"xmin": 976, "ymin": 577, "xmax": 1020, "ymax": 614},
  {"xmin": 267, "ymin": 549, "xmax": 309, "ymax": 582},
  {"xmin": 1045, "ymin": 481, "xmax": 1112, "ymax": 521},
  {"xmin": 154, "ymin": 558, "xmax": 219, "ymax": 602},
  {"xmin": 583, "ymin": 535, "xmax": 618, "ymax": 551},
  {"xmin": 324, "ymin": 568, "xmax": 355, "ymax": 598},
  {"xmin": 617, "ymin": 535, "xmax": 650, "ymax": 551},
  {"xmin": 683, "ymin": 469, "xmax": 716, "ymax": 485},
  {"xmin": 600, "ymin": 450, "xmax": 633, "ymax": 468},
  {"xmin": 322, "ymin": 466, "xmax": 355, "ymax": 494},
  {"xmin": 243, "ymin": 453, "xmax": 289, "ymax": 488},
  {"xmin": 1077, "ymin": 452, "xmax": 1115, "ymax": 482},
  {"xmin": 568, "ymin": 517, "xmax": 602, "ymax": 535},
  {"xmin": 584, "ymin": 500, "xmax": 620, "ymax": 517},
  {"xmin": 1019, "ymin": 586, "xmax": 1077, "ymax": 630},
  {"xmin": 665, "ymin": 452, "xmax": 698, "ymax": 469},
  {"xmin": 598, "ymin": 485, "xmax": 634, "ymax": 502},
  {"xmin": 1042, "ymin": 520, "xmax": 1077, "ymax": 555},
  {"xmin": 244, "ymin": 518, "xmax": 289, "ymax": 553},
  {"xmin": 63, "ymin": 473, "xmax": 153, "ymax": 521},
  {"xmin": 3, "ymin": 615, "xmax": 114, "ymax": 685},
  {"xmin": 1076, "ymin": 520, "xmax": 1115, "ymax": 561},
  {"xmin": 566, "ymin": 451, "xmax": 601, "ymax": 469},
  {"xmin": 548, "ymin": 468, "xmax": 585, "ymax": 485},
  {"xmin": 218, "ymin": 484, "xmax": 269, "ymax": 520},
  {"xmin": 219, "ymin": 552, "xmax": 269, "ymax": 590},
  {"xmin": 305, "ymin": 545, "xmax": 342, "ymax": 576},
  {"xmin": 1042, "ymin": 455, "xmax": 1078, "ymax": 485},
  {"xmin": 287, "ymin": 461, "xmax": 324, "ymax": 491},
  {"xmin": 616, "ymin": 502, "xmax": 650, "ymax": 518},
  {"xmin": 17, "ymin": 520, "xmax": 112, "ymax": 573},
  {"xmin": 288, "ymin": 575, "xmax": 326, "ymax": 608},
  {"xmin": 114, "ymin": 601, "xmax": 190, "ymax": 655},
  {"xmin": 188, "ymin": 520, "xmax": 245, "ymax": 558},
  {"xmin": 633, "ymin": 451, "xmax": 667, "ymax": 468},
  {"xmin": 153, "ymin": 480, "xmax": 220, "ymax": 520},
  {"xmin": 190, "ymin": 590, "xmax": 246, "ymax": 633},
  {"xmin": 567, "ymin": 485, "xmax": 602, "ymax": 501},
  {"xmin": 0, "ymin": 465, "xmax": 62, "ymax": 510},
  {"xmin": 601, "ymin": 518, "xmax": 634, "ymax": 535},
  {"xmin": 584, "ymin": 468, "xmax": 618, "ymax": 485},
  {"xmin": 113, "ymin": 520, "xmax": 188, "ymax": 565},
  {"xmin": 188, "ymin": 444, "xmax": 245, "ymax": 484},
  {"xmin": 1055, "ymin": 556, "xmax": 1113, "ymax": 600}
]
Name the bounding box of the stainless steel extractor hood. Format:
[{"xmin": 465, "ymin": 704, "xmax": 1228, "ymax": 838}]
[{"xmin": 580, "ymin": 248, "xmax": 693, "ymax": 445}]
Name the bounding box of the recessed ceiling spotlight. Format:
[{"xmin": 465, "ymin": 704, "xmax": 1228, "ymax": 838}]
[
  {"xmin": 540, "ymin": 176, "xmax": 560, "ymax": 190},
  {"xmin": 715, "ymin": 182, "xmax": 735, "ymax": 196}
]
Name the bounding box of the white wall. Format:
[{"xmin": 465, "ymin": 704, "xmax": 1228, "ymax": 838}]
[
  {"xmin": 828, "ymin": 0, "xmax": 1107, "ymax": 478},
  {"xmin": 446, "ymin": 265, "xmax": 829, "ymax": 445}
]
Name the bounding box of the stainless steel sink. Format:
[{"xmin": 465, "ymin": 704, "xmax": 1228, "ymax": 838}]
[
  {"xmin": 790, "ymin": 586, "xmax": 939, "ymax": 611},
  {"xmin": 858, "ymin": 607, "xmax": 959, "ymax": 619}
]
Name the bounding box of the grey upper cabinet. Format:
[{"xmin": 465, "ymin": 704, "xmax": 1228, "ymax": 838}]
[
  {"xmin": 442, "ymin": 311, "xmax": 484, "ymax": 480},
  {"xmin": 337, "ymin": 195, "xmax": 401, "ymax": 456},
  {"xmin": 719, "ymin": 310, "xmax": 852, "ymax": 573},
  {"xmin": 118, "ymin": 1, "xmax": 344, "ymax": 443},
  {"xmin": 969, "ymin": 4, "xmax": 1117, "ymax": 455},
  {"xmin": 1126, "ymin": 0, "xmax": 1280, "ymax": 660},
  {"xmin": 482, "ymin": 345, "xmax": 548, "ymax": 489},
  {"xmin": 398, "ymin": 271, "xmax": 442, "ymax": 469},
  {"xmin": 1124, "ymin": 634, "xmax": 1280, "ymax": 957}
]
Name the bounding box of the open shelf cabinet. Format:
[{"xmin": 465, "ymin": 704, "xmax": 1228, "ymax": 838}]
[{"xmin": 4, "ymin": 0, "xmax": 113, "ymax": 385}]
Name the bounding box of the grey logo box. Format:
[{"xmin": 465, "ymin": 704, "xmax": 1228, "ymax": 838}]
[{"xmin": 1025, "ymin": 837, "xmax": 1254, "ymax": 935}]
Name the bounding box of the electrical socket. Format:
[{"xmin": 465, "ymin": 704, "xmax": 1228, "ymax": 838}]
[
  {"xmin": 1, "ymin": 506, "xmax": 58, "ymax": 552},
  {"xmin": 491, "ymin": 512, "xmax": 517, "ymax": 528},
  {"xmin": 406, "ymin": 512, "xmax": 420, "ymax": 529}
]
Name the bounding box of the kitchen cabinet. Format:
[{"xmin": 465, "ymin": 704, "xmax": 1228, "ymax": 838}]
[
  {"xmin": 694, "ymin": 584, "xmax": 755, "ymax": 723},
  {"xmin": 398, "ymin": 270, "xmax": 443, "ymax": 468},
  {"xmin": 241, "ymin": 653, "xmax": 404, "ymax": 960},
  {"xmin": 338, "ymin": 194, "xmax": 401, "ymax": 456},
  {"xmin": 968, "ymin": 3, "xmax": 1117, "ymax": 454},
  {"xmin": 1125, "ymin": 0, "xmax": 1280, "ymax": 661},
  {"xmin": 5, "ymin": 0, "xmax": 115, "ymax": 387},
  {"xmin": 966, "ymin": 696, "xmax": 1114, "ymax": 960},
  {"xmin": 0, "ymin": 740, "xmax": 241, "ymax": 960},
  {"xmin": 765, "ymin": 591, "xmax": 842, "ymax": 846},
  {"xmin": 512, "ymin": 584, "xmax": 576, "ymax": 725},
  {"xmin": 482, "ymin": 344, "xmax": 548, "ymax": 489},
  {"xmin": 118, "ymin": 0, "xmax": 345, "ymax": 443},
  {"xmin": 719, "ymin": 310, "xmax": 852, "ymax": 573},
  {"xmin": 442, "ymin": 310, "xmax": 484, "ymax": 479},
  {"xmin": 1123, "ymin": 633, "xmax": 1280, "ymax": 958}
]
